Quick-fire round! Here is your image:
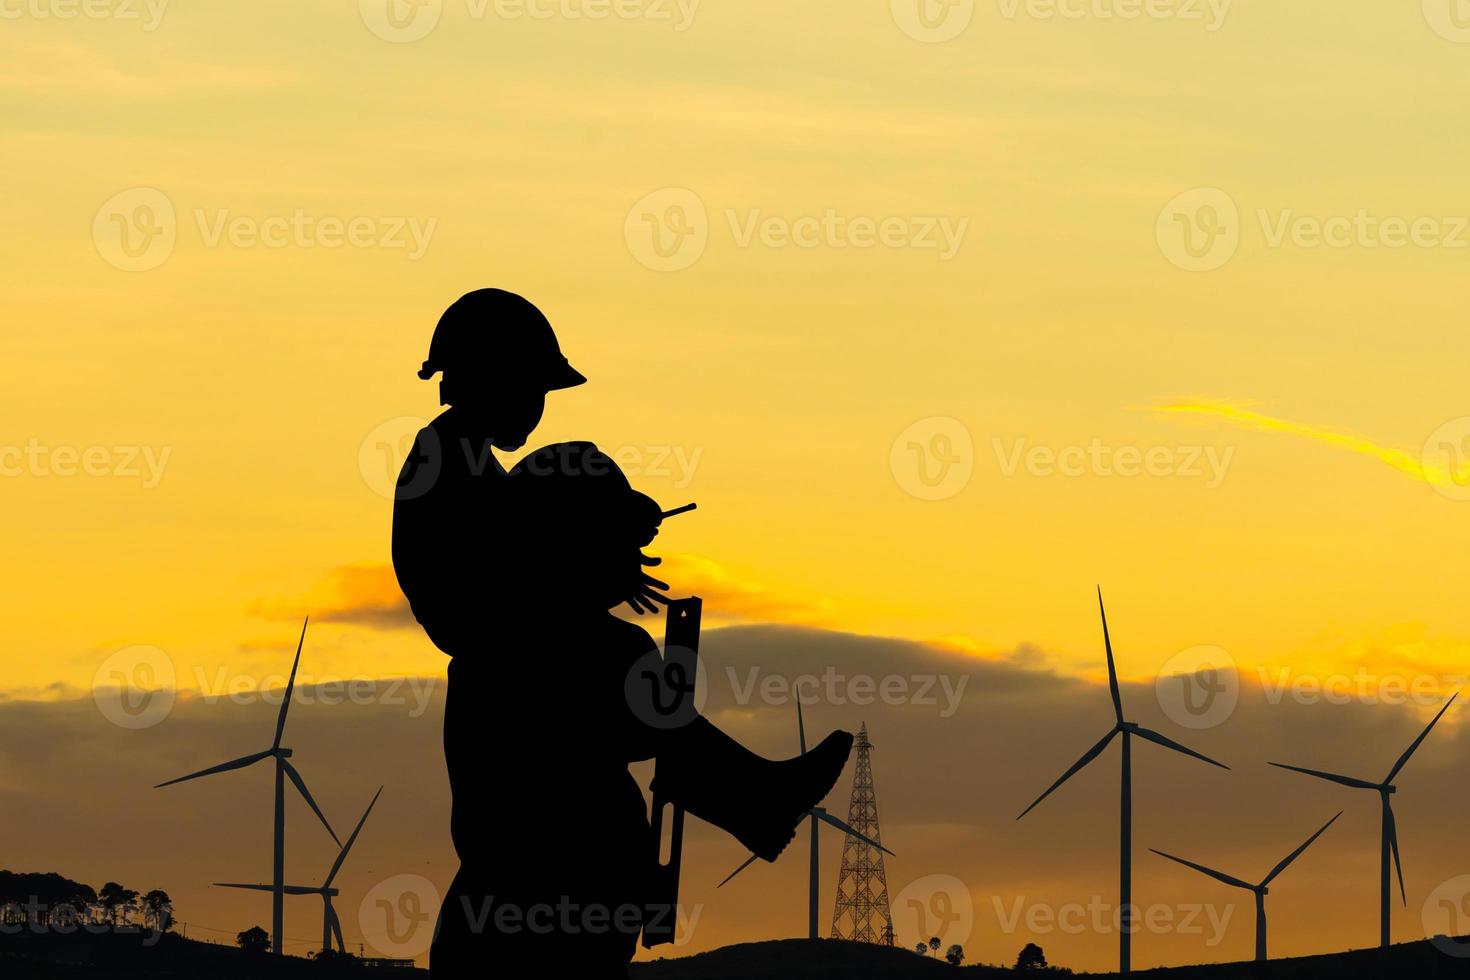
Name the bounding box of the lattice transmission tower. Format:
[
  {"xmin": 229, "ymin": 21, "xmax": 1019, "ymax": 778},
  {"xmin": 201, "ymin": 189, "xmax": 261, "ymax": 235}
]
[{"xmin": 829, "ymin": 723, "xmax": 894, "ymax": 944}]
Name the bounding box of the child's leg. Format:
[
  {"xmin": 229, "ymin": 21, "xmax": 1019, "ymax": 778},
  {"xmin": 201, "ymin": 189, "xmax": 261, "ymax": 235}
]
[{"xmin": 650, "ymin": 717, "xmax": 853, "ymax": 862}]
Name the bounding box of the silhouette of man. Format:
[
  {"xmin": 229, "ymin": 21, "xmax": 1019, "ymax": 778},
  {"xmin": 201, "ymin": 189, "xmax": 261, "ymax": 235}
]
[
  {"xmin": 393, "ymin": 289, "xmax": 667, "ymax": 643},
  {"xmin": 392, "ymin": 291, "xmax": 853, "ymax": 979}
]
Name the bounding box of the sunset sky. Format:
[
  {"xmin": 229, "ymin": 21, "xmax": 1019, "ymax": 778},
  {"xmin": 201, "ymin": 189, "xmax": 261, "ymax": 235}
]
[{"xmin": 4, "ymin": 0, "xmax": 1470, "ymax": 972}]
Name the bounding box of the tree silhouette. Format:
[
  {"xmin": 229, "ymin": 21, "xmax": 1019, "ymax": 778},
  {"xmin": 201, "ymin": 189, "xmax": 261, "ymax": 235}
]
[
  {"xmin": 945, "ymin": 944, "xmax": 964, "ymax": 966},
  {"xmin": 0, "ymin": 872, "xmax": 97, "ymax": 927},
  {"xmin": 238, "ymin": 925, "xmax": 270, "ymax": 954},
  {"xmin": 928, "ymin": 935, "xmax": 942, "ymax": 953},
  {"xmin": 1016, "ymin": 942, "xmax": 1049, "ymax": 970},
  {"xmin": 99, "ymin": 882, "xmax": 136, "ymax": 926},
  {"xmin": 142, "ymin": 889, "xmax": 173, "ymax": 933},
  {"xmin": 914, "ymin": 942, "xmax": 928, "ymax": 955}
]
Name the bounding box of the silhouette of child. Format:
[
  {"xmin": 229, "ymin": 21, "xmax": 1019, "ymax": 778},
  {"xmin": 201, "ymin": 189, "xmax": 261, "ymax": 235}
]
[{"xmin": 430, "ymin": 442, "xmax": 852, "ymax": 979}]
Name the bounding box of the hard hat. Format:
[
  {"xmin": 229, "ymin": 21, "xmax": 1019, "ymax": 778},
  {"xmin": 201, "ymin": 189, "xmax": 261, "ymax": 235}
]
[{"xmin": 417, "ymin": 289, "xmax": 586, "ymax": 390}]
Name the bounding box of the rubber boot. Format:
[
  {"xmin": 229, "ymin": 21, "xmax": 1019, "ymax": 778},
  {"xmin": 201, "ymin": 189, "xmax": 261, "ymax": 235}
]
[{"xmin": 651, "ymin": 718, "xmax": 853, "ymax": 861}]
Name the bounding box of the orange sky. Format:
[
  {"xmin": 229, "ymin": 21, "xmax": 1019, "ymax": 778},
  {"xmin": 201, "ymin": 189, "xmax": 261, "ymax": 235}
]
[{"xmin": 4, "ymin": 0, "xmax": 1470, "ymax": 971}]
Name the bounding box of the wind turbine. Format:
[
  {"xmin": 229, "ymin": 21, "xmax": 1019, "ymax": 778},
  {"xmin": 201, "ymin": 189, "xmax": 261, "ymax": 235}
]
[
  {"xmin": 716, "ymin": 700, "xmax": 894, "ymax": 940},
  {"xmin": 216, "ymin": 787, "xmax": 384, "ymax": 954},
  {"xmin": 1151, "ymin": 811, "xmax": 1341, "ymax": 961},
  {"xmin": 156, "ymin": 618, "xmax": 340, "ymax": 956},
  {"xmin": 1270, "ymin": 692, "xmax": 1458, "ymax": 949},
  {"xmin": 1016, "ymin": 589, "xmax": 1229, "ymax": 975}
]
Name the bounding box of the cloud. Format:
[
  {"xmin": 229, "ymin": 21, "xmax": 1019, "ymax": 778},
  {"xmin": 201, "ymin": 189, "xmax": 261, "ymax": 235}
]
[
  {"xmin": 6, "ymin": 623, "xmax": 1465, "ymax": 971},
  {"xmin": 1150, "ymin": 399, "xmax": 1468, "ymax": 490},
  {"xmin": 656, "ymin": 554, "xmax": 836, "ymax": 627},
  {"xmin": 0, "ymin": 40, "xmax": 295, "ymax": 99},
  {"xmin": 250, "ymin": 564, "xmax": 414, "ymax": 629},
  {"xmin": 254, "ymin": 555, "xmax": 835, "ymax": 633}
]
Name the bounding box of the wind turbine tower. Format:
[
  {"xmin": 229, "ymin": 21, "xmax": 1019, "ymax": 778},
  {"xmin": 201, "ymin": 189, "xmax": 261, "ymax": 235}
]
[
  {"xmin": 156, "ymin": 618, "xmax": 339, "ymax": 955},
  {"xmin": 217, "ymin": 787, "xmax": 384, "ymax": 954},
  {"xmin": 1270, "ymin": 692, "xmax": 1458, "ymax": 948},
  {"xmin": 1016, "ymin": 590, "xmax": 1230, "ymax": 975},
  {"xmin": 1151, "ymin": 811, "xmax": 1341, "ymax": 961}
]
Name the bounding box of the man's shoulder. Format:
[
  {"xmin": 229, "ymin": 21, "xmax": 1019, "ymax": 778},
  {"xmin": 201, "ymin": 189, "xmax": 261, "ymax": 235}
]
[{"xmin": 395, "ymin": 413, "xmax": 505, "ymax": 502}]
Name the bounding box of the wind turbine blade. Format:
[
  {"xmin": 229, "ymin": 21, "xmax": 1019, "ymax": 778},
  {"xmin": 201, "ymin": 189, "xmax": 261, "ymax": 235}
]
[
  {"xmin": 1261, "ymin": 811, "xmax": 1342, "ymax": 887},
  {"xmin": 214, "ymin": 881, "xmax": 321, "ymax": 896},
  {"xmin": 1269, "ymin": 762, "xmax": 1378, "ymax": 791},
  {"xmin": 325, "ymin": 787, "xmax": 384, "ymax": 887},
  {"xmin": 812, "ymin": 808, "xmax": 895, "ymax": 856},
  {"xmin": 1148, "ymin": 849, "xmax": 1254, "ymax": 891},
  {"xmin": 155, "ymin": 749, "xmax": 273, "ymax": 788},
  {"xmin": 328, "ymin": 904, "xmax": 345, "ymax": 951},
  {"xmin": 796, "ymin": 699, "xmax": 808, "ymax": 756},
  {"xmin": 717, "ymin": 854, "xmax": 760, "ymax": 888},
  {"xmin": 281, "ymin": 758, "xmax": 341, "ymax": 847},
  {"xmin": 1098, "ymin": 587, "xmax": 1124, "ymax": 725},
  {"xmin": 273, "ymin": 617, "xmax": 309, "ymax": 751},
  {"xmin": 1016, "ymin": 728, "xmax": 1117, "ymax": 820},
  {"xmin": 1385, "ymin": 692, "xmax": 1458, "ymax": 783},
  {"xmin": 1386, "ymin": 803, "xmax": 1406, "ymax": 906},
  {"xmin": 1132, "ymin": 725, "xmax": 1229, "ymax": 770}
]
